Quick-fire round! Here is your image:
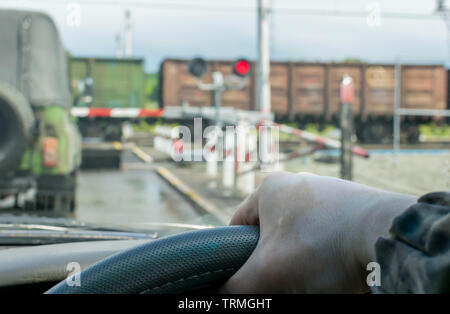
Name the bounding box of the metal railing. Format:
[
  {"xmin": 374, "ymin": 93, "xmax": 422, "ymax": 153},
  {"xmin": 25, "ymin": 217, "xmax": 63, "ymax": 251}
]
[{"xmin": 393, "ymin": 62, "xmax": 450, "ymax": 162}]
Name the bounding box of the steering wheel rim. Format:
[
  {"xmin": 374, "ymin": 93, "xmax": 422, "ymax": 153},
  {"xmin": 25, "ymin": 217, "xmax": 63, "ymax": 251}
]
[{"xmin": 46, "ymin": 226, "xmax": 259, "ymax": 294}]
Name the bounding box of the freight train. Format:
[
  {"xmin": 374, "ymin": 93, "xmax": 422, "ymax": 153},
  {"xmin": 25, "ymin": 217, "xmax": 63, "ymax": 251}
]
[{"xmin": 159, "ymin": 59, "xmax": 449, "ymax": 143}]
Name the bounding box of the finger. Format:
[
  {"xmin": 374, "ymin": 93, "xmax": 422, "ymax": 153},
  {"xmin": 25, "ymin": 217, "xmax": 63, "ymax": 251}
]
[{"xmin": 229, "ymin": 190, "xmax": 260, "ymax": 226}]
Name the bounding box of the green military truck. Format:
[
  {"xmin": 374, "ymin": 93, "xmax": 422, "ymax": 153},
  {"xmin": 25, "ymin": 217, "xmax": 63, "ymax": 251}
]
[
  {"xmin": 70, "ymin": 57, "xmax": 147, "ymax": 141},
  {"xmin": 0, "ymin": 9, "xmax": 81, "ymax": 213}
]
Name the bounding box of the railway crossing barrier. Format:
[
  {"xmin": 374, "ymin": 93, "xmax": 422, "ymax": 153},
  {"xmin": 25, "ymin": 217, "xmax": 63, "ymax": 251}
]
[
  {"xmin": 205, "ymin": 130, "xmax": 220, "ymax": 177},
  {"xmin": 221, "ymin": 121, "xmax": 258, "ymax": 195},
  {"xmin": 235, "ymin": 122, "xmax": 258, "ymax": 195},
  {"xmin": 153, "ymin": 126, "xmax": 183, "ymax": 160},
  {"xmin": 217, "ymin": 99, "xmax": 367, "ymax": 194},
  {"xmin": 258, "ymin": 122, "xmax": 281, "ymax": 172},
  {"xmin": 259, "ymin": 121, "xmax": 369, "ymax": 159},
  {"xmin": 222, "ymin": 130, "xmax": 235, "ymax": 188}
]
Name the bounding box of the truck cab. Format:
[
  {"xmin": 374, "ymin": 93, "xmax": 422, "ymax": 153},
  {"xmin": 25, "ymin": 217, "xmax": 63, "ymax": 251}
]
[{"xmin": 0, "ymin": 9, "xmax": 82, "ymax": 214}]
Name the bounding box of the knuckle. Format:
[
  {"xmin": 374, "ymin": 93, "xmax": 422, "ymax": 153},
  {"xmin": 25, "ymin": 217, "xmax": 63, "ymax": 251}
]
[
  {"xmin": 296, "ymin": 172, "xmax": 316, "ymax": 181},
  {"xmin": 260, "ymin": 171, "xmax": 287, "ymax": 187},
  {"xmin": 254, "ymin": 250, "xmax": 286, "ymax": 290}
]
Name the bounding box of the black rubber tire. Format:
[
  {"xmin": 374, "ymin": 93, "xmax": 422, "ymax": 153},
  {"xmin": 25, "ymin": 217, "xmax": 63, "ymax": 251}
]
[
  {"xmin": 35, "ymin": 172, "xmax": 78, "ymax": 215},
  {"xmin": 46, "ymin": 226, "xmax": 259, "ymax": 294},
  {"xmin": 0, "ymin": 82, "xmax": 35, "ymax": 174}
]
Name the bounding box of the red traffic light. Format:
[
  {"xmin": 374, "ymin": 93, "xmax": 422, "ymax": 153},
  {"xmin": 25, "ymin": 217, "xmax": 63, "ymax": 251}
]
[{"xmin": 233, "ymin": 59, "xmax": 251, "ymax": 77}]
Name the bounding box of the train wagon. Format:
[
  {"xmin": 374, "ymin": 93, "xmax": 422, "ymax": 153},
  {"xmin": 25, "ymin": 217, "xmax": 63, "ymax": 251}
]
[
  {"xmin": 160, "ymin": 59, "xmax": 256, "ymax": 110},
  {"xmin": 160, "ymin": 59, "xmax": 448, "ymax": 142}
]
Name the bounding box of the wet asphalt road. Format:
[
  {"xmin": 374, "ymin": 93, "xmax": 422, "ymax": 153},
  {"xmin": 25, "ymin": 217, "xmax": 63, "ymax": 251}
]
[{"xmin": 75, "ymin": 150, "xmax": 219, "ymax": 228}]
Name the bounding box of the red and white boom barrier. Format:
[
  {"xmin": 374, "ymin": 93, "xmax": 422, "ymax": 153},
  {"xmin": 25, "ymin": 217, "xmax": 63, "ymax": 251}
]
[
  {"xmin": 258, "ymin": 120, "xmax": 370, "ymax": 158},
  {"xmin": 71, "ymin": 107, "xmax": 164, "ymax": 118},
  {"xmin": 222, "ymin": 121, "xmax": 258, "ymax": 195},
  {"xmin": 235, "ymin": 122, "xmax": 257, "ymax": 195},
  {"xmin": 153, "ymin": 126, "xmax": 183, "ymax": 159},
  {"xmin": 205, "ymin": 131, "xmax": 219, "ymax": 177}
]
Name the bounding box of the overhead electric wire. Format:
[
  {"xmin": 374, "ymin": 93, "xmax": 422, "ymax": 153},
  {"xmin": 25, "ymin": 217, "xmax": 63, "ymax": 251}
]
[{"xmin": 6, "ymin": 0, "xmax": 443, "ymax": 21}]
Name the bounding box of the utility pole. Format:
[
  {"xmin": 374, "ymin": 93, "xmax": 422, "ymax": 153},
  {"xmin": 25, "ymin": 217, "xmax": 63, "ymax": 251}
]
[
  {"xmin": 115, "ymin": 33, "xmax": 123, "ymax": 58},
  {"xmin": 257, "ymin": 0, "xmax": 271, "ymax": 113},
  {"xmin": 124, "ymin": 10, "xmax": 133, "ymax": 58},
  {"xmin": 436, "ymin": 0, "xmax": 450, "ymax": 62},
  {"xmin": 212, "ymin": 72, "xmax": 225, "ymax": 128}
]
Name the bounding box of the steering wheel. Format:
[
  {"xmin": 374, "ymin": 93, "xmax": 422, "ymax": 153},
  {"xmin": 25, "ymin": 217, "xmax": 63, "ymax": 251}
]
[{"xmin": 46, "ymin": 226, "xmax": 259, "ymax": 294}]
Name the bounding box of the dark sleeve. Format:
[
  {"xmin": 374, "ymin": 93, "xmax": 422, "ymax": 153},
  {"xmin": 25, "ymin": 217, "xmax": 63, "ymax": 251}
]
[{"xmin": 371, "ymin": 192, "xmax": 450, "ymax": 294}]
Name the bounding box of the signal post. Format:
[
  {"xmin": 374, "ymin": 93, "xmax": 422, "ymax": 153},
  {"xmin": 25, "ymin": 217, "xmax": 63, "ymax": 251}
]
[
  {"xmin": 339, "ymin": 75, "xmax": 355, "ymax": 181},
  {"xmin": 188, "ymin": 58, "xmax": 253, "ymax": 194}
]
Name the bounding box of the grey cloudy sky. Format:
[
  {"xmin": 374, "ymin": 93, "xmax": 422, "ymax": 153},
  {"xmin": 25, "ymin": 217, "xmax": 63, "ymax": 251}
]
[{"xmin": 0, "ymin": 0, "xmax": 448, "ymax": 72}]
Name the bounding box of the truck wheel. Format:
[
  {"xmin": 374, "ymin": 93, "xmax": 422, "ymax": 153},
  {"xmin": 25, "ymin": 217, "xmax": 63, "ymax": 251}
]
[
  {"xmin": 0, "ymin": 83, "xmax": 35, "ymax": 174},
  {"xmin": 53, "ymin": 192, "xmax": 76, "ymax": 217},
  {"xmin": 34, "ymin": 191, "xmax": 75, "ymax": 217},
  {"xmin": 36, "ymin": 172, "xmax": 78, "ymax": 216}
]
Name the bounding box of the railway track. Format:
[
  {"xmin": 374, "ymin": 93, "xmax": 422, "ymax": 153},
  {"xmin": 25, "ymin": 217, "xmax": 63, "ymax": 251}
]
[
  {"xmin": 279, "ymin": 140, "xmax": 450, "ymax": 150},
  {"xmin": 362, "ymin": 141, "xmax": 450, "ymax": 150}
]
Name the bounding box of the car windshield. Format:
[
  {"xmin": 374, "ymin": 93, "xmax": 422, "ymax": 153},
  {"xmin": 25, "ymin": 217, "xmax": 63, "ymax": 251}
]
[{"xmin": 0, "ymin": 0, "xmax": 449, "ymax": 247}]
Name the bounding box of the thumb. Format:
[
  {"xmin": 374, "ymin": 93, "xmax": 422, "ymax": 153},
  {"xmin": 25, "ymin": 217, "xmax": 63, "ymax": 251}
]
[{"xmin": 229, "ymin": 190, "xmax": 260, "ymax": 226}]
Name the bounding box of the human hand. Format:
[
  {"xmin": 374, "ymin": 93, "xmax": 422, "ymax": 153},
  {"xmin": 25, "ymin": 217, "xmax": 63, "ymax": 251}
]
[{"xmin": 221, "ymin": 172, "xmax": 416, "ymax": 293}]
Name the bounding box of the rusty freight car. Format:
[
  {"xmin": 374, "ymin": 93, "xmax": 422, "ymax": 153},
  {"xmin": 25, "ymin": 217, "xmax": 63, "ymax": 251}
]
[
  {"xmin": 160, "ymin": 59, "xmax": 447, "ymax": 142},
  {"xmin": 160, "ymin": 59, "xmax": 255, "ymax": 110}
]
